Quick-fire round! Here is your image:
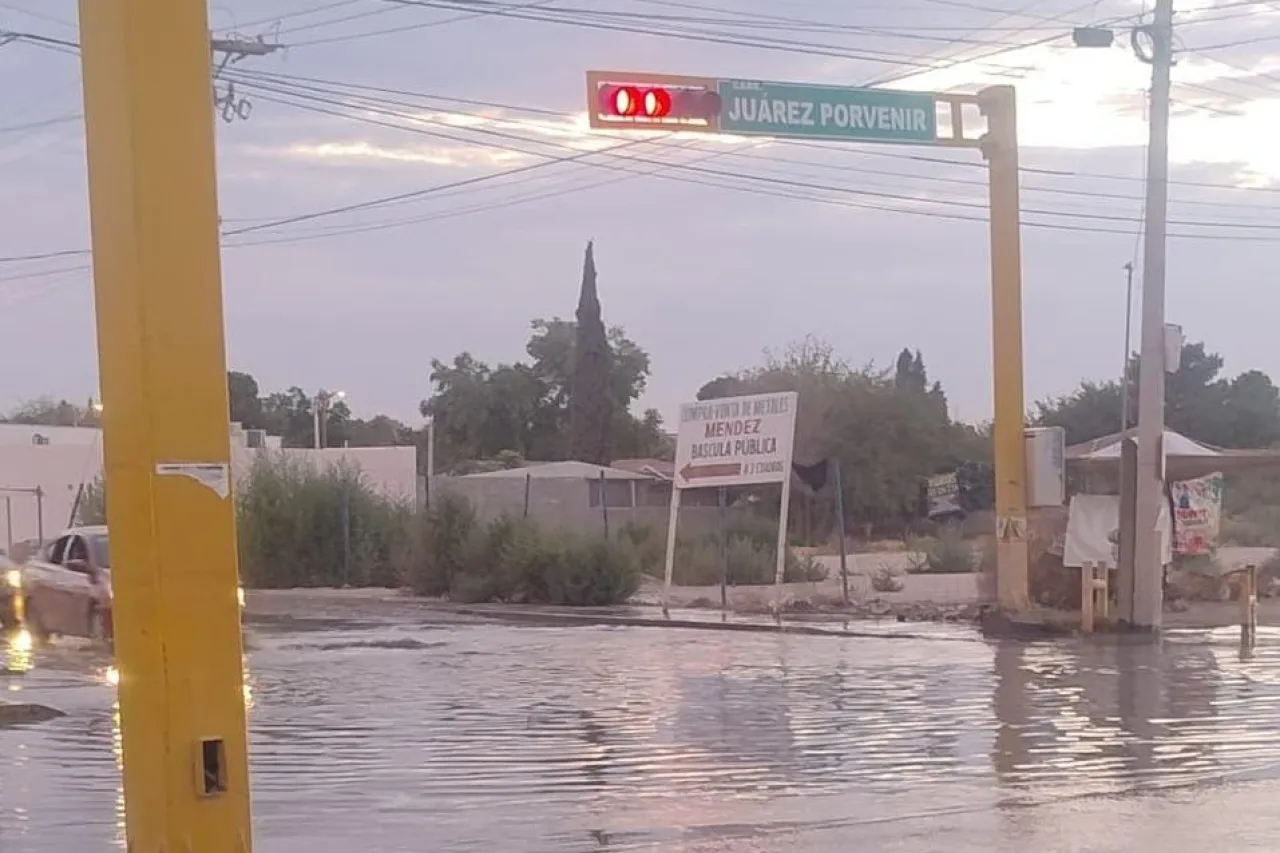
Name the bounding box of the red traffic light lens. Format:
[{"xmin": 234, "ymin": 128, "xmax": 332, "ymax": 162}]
[
  {"xmin": 642, "ymin": 88, "xmax": 671, "ymax": 118},
  {"xmin": 597, "ymin": 82, "xmax": 719, "ymax": 122},
  {"xmin": 602, "ymin": 85, "xmax": 642, "ymax": 117}
]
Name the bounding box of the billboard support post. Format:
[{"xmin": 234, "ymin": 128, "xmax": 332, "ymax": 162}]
[{"xmin": 773, "ymin": 466, "xmax": 794, "ymax": 622}]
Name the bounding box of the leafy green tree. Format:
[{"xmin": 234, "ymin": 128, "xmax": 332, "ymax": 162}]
[
  {"xmin": 894, "ymin": 348, "xmax": 927, "ymax": 393},
  {"xmin": 422, "ymin": 354, "xmax": 545, "ymax": 463},
  {"xmin": 227, "ymin": 371, "xmax": 265, "ymax": 429},
  {"xmin": 699, "ymin": 338, "xmax": 985, "ymax": 534},
  {"xmin": 1034, "ymin": 381, "xmax": 1125, "ymax": 446},
  {"xmin": 568, "ymin": 241, "xmax": 614, "ymax": 465},
  {"xmin": 342, "ymin": 414, "xmax": 412, "ymax": 448},
  {"xmin": 260, "ymin": 387, "xmax": 315, "ymax": 447},
  {"xmin": 612, "ymin": 408, "xmax": 673, "ymax": 460},
  {"xmin": 419, "ymin": 247, "xmax": 665, "ymax": 471},
  {"xmin": 1035, "ymin": 339, "xmax": 1280, "ymax": 449}
]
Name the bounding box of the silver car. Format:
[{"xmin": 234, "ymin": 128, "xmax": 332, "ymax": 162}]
[{"xmin": 18, "ymin": 525, "xmax": 113, "ymax": 641}]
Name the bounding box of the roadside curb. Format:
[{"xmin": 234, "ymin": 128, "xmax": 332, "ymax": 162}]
[{"xmin": 414, "ymin": 602, "xmax": 984, "ymax": 642}]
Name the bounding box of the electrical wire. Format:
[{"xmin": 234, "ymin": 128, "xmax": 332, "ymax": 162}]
[
  {"xmin": 0, "ymin": 2, "xmax": 75, "ymax": 32},
  {"xmin": 287, "ymin": 0, "xmax": 1059, "ymax": 76},
  {"xmin": 228, "ymin": 67, "xmax": 1280, "ymax": 206},
  {"xmin": 10, "ymin": 76, "xmax": 1280, "ymax": 273},
  {"xmin": 224, "ymin": 73, "xmax": 1234, "ymax": 229},
  {"xmin": 0, "ymin": 113, "xmax": 80, "ymax": 134},
  {"xmin": 862, "ymin": 0, "xmax": 1076, "ymax": 87},
  {"xmin": 1183, "ymin": 33, "xmax": 1280, "ymax": 52},
  {"xmin": 221, "ymin": 0, "xmax": 371, "ymax": 32},
  {"xmin": 10, "ymin": 13, "xmax": 1280, "ymax": 271}
]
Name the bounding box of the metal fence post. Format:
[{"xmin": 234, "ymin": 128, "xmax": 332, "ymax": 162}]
[{"xmin": 1242, "ymin": 563, "xmax": 1258, "ymax": 648}]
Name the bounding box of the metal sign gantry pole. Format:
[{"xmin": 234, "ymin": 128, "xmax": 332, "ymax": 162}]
[
  {"xmin": 587, "ymin": 73, "xmax": 1030, "ymax": 611},
  {"xmin": 77, "ymin": 1, "xmax": 253, "ymax": 850}
]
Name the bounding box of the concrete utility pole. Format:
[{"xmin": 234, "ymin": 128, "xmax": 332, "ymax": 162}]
[
  {"xmin": 1132, "ymin": 0, "xmax": 1175, "ymax": 631},
  {"xmin": 312, "ymin": 389, "xmax": 345, "ymax": 449},
  {"xmin": 1121, "ymin": 261, "xmax": 1135, "ymax": 432}
]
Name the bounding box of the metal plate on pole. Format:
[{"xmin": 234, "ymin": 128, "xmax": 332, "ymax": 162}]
[{"xmin": 717, "ymin": 79, "xmax": 938, "ymax": 144}]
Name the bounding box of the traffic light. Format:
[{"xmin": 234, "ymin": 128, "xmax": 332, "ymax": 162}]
[
  {"xmin": 589, "ymin": 74, "xmax": 722, "ymax": 130},
  {"xmin": 597, "ymin": 83, "xmax": 721, "ymax": 122}
]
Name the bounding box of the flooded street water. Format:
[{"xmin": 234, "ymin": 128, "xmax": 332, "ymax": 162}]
[{"xmin": 5, "ymin": 611, "xmax": 1280, "ymax": 852}]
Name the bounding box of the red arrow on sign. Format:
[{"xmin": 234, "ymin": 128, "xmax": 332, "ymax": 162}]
[{"xmin": 680, "ymin": 462, "xmax": 742, "ymax": 481}]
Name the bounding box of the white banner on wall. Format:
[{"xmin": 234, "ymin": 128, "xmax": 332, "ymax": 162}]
[{"xmin": 1063, "ymin": 493, "xmax": 1172, "ymax": 569}]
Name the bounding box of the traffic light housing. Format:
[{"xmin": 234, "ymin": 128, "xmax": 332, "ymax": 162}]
[{"xmin": 587, "ymin": 71, "xmax": 722, "ymax": 132}]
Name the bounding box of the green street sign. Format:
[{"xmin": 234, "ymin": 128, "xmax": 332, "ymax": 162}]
[{"xmin": 716, "ymin": 78, "xmax": 938, "ymax": 144}]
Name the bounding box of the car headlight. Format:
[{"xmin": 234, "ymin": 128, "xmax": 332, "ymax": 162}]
[
  {"xmin": 5, "ymin": 569, "xmax": 19, "ymax": 590},
  {"xmin": 237, "ymin": 586, "xmax": 245, "ymax": 608}
]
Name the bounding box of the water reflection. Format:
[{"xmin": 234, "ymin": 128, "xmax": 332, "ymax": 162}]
[
  {"xmin": 5, "ymin": 622, "xmax": 1280, "ymax": 852},
  {"xmin": 990, "ymin": 637, "xmax": 1238, "ymax": 801},
  {"xmin": 4, "ymin": 629, "xmax": 33, "ymax": 676}
]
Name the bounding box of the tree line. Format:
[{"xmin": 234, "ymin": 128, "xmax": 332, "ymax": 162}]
[
  {"xmin": 1034, "ymin": 341, "xmax": 1280, "ymax": 449},
  {"xmin": 8, "ymin": 240, "xmax": 1280, "ymax": 538}
]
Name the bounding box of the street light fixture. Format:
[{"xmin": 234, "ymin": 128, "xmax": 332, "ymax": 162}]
[{"xmin": 312, "ymin": 389, "xmax": 346, "ymax": 450}]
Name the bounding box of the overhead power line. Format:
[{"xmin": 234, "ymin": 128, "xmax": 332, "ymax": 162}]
[
  {"xmin": 7, "ymin": 71, "xmax": 1280, "ymax": 272},
  {"xmin": 225, "ymin": 75, "xmax": 1280, "ymax": 232},
  {"xmin": 227, "ymin": 67, "xmax": 1280, "ymax": 202},
  {"xmin": 8, "ymin": 10, "xmax": 1280, "ymax": 272}
]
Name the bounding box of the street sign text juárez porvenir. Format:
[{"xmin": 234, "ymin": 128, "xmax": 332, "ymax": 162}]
[{"xmin": 717, "ymin": 79, "xmax": 937, "ymax": 144}]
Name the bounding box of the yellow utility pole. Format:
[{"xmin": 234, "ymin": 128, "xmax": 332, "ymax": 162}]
[
  {"xmin": 980, "ymin": 85, "xmax": 1031, "ymax": 613},
  {"xmin": 77, "ymin": 1, "xmax": 253, "ymax": 851}
]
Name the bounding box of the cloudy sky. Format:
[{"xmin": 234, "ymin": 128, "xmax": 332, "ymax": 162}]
[{"xmin": 2, "ymin": 0, "xmax": 1279, "ymax": 428}]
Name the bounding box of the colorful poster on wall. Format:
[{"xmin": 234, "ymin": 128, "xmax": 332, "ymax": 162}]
[{"xmin": 1170, "ymin": 471, "xmax": 1224, "ymax": 556}]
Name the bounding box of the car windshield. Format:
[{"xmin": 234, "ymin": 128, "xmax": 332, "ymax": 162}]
[{"xmin": 88, "ymin": 534, "xmax": 109, "ymax": 569}]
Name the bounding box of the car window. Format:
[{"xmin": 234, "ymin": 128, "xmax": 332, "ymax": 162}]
[
  {"xmin": 47, "ymin": 536, "xmax": 70, "ymax": 564},
  {"xmin": 89, "ymin": 534, "xmax": 109, "ymax": 570},
  {"xmin": 67, "ymin": 535, "xmax": 89, "ymax": 563}
]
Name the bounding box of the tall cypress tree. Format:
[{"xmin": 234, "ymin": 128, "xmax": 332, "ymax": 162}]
[{"xmin": 568, "ymin": 241, "xmax": 614, "ymax": 464}]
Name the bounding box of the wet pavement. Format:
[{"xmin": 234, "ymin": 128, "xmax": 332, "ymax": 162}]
[{"xmin": 4, "ymin": 612, "xmax": 1280, "ymax": 852}]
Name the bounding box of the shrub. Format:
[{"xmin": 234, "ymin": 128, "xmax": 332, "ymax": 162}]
[
  {"xmin": 237, "ymin": 453, "xmax": 412, "ymax": 589},
  {"xmin": 618, "ymin": 520, "xmax": 664, "ymax": 569},
  {"xmin": 77, "ymin": 476, "xmax": 108, "ymax": 526},
  {"xmin": 407, "ymin": 493, "xmax": 478, "ymax": 597},
  {"xmin": 908, "ymin": 525, "xmax": 977, "ymax": 574},
  {"xmin": 545, "ymin": 535, "xmax": 642, "ymax": 606},
  {"xmin": 618, "ymin": 513, "xmax": 827, "ymax": 586},
  {"xmin": 871, "ymin": 565, "xmax": 904, "ymax": 593},
  {"xmin": 404, "ymin": 499, "xmax": 641, "ymax": 607}
]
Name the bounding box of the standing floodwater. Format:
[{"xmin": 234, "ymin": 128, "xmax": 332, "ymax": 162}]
[{"xmin": 4, "ymin": 616, "xmax": 1280, "ymax": 853}]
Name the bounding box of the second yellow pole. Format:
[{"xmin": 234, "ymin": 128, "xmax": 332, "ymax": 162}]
[
  {"xmin": 981, "ymin": 85, "xmax": 1031, "ymax": 613},
  {"xmin": 77, "ymin": 1, "xmax": 253, "ymax": 849}
]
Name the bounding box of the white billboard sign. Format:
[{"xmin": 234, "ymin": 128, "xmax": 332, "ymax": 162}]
[{"xmin": 673, "ymin": 391, "xmax": 799, "ymax": 489}]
